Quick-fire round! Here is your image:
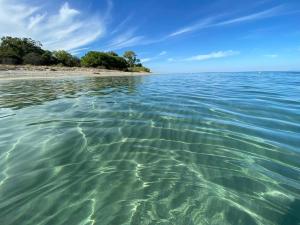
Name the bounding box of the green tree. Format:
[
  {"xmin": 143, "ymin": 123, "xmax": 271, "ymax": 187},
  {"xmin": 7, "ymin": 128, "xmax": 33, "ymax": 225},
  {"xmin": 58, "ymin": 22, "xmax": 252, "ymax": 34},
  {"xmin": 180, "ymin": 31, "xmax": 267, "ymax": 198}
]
[
  {"xmin": 123, "ymin": 51, "xmax": 137, "ymax": 67},
  {"xmin": 0, "ymin": 36, "xmax": 151, "ymax": 71},
  {"xmin": 0, "ymin": 47, "xmax": 21, "ymax": 64},
  {"xmin": 81, "ymin": 51, "xmax": 128, "ymax": 70},
  {"xmin": 23, "ymin": 52, "xmax": 43, "ymax": 65},
  {"xmin": 53, "ymin": 50, "xmax": 80, "ymax": 67},
  {"xmin": 41, "ymin": 51, "xmax": 58, "ymax": 65},
  {"xmin": 0, "ymin": 36, "xmax": 44, "ymax": 64},
  {"xmin": 128, "ymin": 66, "xmax": 150, "ymax": 73},
  {"xmin": 106, "ymin": 51, "xmax": 118, "ymax": 57}
]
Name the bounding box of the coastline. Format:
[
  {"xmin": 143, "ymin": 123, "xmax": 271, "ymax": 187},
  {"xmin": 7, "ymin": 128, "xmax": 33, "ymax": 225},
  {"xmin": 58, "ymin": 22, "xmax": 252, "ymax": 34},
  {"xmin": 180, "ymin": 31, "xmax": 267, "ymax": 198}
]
[{"xmin": 0, "ymin": 65, "xmax": 150, "ymax": 81}]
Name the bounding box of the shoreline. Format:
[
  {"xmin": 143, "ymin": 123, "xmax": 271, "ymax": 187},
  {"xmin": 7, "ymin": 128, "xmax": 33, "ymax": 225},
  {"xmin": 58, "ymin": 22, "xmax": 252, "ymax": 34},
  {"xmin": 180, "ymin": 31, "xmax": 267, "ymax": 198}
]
[{"xmin": 0, "ymin": 65, "xmax": 150, "ymax": 81}]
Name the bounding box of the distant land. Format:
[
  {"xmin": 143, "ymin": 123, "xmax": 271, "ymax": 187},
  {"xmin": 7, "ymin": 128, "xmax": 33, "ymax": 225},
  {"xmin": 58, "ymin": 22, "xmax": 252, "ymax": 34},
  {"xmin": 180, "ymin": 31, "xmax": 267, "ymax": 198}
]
[{"xmin": 0, "ymin": 36, "xmax": 150, "ymax": 79}]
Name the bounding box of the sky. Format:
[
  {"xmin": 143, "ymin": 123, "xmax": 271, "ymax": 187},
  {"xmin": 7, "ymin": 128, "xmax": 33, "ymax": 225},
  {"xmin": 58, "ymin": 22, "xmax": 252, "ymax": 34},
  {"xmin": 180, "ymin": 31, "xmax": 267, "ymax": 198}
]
[{"xmin": 0, "ymin": 0, "xmax": 300, "ymax": 73}]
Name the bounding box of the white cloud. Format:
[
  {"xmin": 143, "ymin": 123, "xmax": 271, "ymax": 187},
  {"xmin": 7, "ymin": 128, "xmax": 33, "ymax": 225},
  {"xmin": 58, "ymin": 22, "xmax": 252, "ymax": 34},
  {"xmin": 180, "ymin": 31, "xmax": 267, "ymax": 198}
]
[
  {"xmin": 105, "ymin": 28, "xmax": 145, "ymax": 50},
  {"xmin": 139, "ymin": 51, "xmax": 168, "ymax": 63},
  {"xmin": 28, "ymin": 14, "xmax": 46, "ymax": 30},
  {"xmin": 69, "ymin": 47, "xmax": 90, "ymax": 55},
  {"xmin": 0, "ymin": 0, "xmax": 107, "ymax": 51},
  {"xmin": 167, "ymin": 58, "xmax": 175, "ymax": 62},
  {"xmin": 159, "ymin": 51, "xmax": 167, "ymax": 56},
  {"xmin": 169, "ymin": 5, "xmax": 291, "ymax": 37},
  {"xmin": 169, "ymin": 18, "xmax": 215, "ymax": 37},
  {"xmin": 217, "ymin": 5, "xmax": 284, "ymax": 26},
  {"xmin": 110, "ymin": 15, "xmax": 133, "ymax": 35},
  {"xmin": 186, "ymin": 50, "xmax": 239, "ymax": 61},
  {"xmin": 140, "ymin": 58, "xmax": 151, "ymax": 63},
  {"xmin": 264, "ymin": 54, "xmax": 278, "ymax": 58}
]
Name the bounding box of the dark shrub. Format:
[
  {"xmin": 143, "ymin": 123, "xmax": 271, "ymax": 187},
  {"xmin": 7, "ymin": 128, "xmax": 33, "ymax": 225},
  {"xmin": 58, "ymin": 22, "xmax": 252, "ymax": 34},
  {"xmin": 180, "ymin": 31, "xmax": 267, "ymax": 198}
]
[
  {"xmin": 0, "ymin": 45, "xmax": 22, "ymax": 65},
  {"xmin": 0, "ymin": 47, "xmax": 21, "ymax": 64},
  {"xmin": 106, "ymin": 51, "xmax": 118, "ymax": 57},
  {"xmin": 41, "ymin": 51, "xmax": 58, "ymax": 65},
  {"xmin": 23, "ymin": 52, "xmax": 43, "ymax": 65},
  {"xmin": 53, "ymin": 50, "xmax": 80, "ymax": 67},
  {"xmin": 0, "ymin": 36, "xmax": 44, "ymax": 65},
  {"xmin": 81, "ymin": 51, "xmax": 128, "ymax": 70},
  {"xmin": 128, "ymin": 66, "xmax": 150, "ymax": 73}
]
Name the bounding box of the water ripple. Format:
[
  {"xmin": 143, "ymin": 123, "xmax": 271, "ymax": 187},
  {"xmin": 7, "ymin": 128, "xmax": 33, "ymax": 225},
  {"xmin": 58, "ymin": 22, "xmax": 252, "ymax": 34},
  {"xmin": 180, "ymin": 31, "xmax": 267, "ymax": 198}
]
[{"xmin": 0, "ymin": 72, "xmax": 300, "ymax": 225}]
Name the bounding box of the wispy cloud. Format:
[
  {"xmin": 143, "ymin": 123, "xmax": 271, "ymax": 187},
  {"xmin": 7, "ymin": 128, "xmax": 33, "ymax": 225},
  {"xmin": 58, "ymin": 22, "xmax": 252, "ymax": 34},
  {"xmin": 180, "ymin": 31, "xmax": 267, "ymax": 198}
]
[
  {"xmin": 110, "ymin": 15, "xmax": 133, "ymax": 35},
  {"xmin": 216, "ymin": 5, "xmax": 284, "ymax": 26},
  {"xmin": 107, "ymin": 4, "xmax": 299, "ymax": 49},
  {"xmin": 105, "ymin": 29, "xmax": 169, "ymax": 50},
  {"xmin": 264, "ymin": 54, "xmax": 278, "ymax": 58},
  {"xmin": 159, "ymin": 51, "xmax": 167, "ymax": 56},
  {"xmin": 140, "ymin": 58, "xmax": 151, "ymax": 63},
  {"xmin": 0, "ymin": 0, "xmax": 107, "ymax": 51},
  {"xmin": 186, "ymin": 50, "xmax": 239, "ymax": 61},
  {"xmin": 140, "ymin": 51, "xmax": 168, "ymax": 63},
  {"xmin": 105, "ymin": 28, "xmax": 145, "ymax": 50},
  {"xmin": 69, "ymin": 47, "xmax": 90, "ymax": 55},
  {"xmin": 169, "ymin": 5, "xmax": 291, "ymax": 37},
  {"xmin": 169, "ymin": 18, "xmax": 215, "ymax": 37},
  {"xmin": 144, "ymin": 50, "xmax": 239, "ymax": 63}
]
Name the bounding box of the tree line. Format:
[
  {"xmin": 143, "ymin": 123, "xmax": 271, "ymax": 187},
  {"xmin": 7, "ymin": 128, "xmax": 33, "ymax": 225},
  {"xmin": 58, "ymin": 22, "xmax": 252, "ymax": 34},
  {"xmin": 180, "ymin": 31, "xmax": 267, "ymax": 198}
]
[{"xmin": 0, "ymin": 36, "xmax": 150, "ymax": 72}]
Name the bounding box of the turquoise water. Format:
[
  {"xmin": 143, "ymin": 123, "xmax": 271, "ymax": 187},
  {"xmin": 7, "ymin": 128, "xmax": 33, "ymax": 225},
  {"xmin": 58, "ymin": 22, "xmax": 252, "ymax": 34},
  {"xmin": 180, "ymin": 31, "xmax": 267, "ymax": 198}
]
[{"xmin": 0, "ymin": 72, "xmax": 300, "ymax": 225}]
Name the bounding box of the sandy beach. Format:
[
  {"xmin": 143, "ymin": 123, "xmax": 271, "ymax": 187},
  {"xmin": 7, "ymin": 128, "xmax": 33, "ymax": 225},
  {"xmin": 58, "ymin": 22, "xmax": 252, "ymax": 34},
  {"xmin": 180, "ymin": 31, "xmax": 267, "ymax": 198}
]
[{"xmin": 0, "ymin": 65, "xmax": 149, "ymax": 80}]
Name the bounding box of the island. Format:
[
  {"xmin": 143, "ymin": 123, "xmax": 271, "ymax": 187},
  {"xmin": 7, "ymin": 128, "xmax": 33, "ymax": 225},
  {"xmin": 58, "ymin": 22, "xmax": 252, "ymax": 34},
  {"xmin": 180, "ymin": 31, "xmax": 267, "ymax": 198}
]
[{"xmin": 0, "ymin": 36, "xmax": 150, "ymax": 80}]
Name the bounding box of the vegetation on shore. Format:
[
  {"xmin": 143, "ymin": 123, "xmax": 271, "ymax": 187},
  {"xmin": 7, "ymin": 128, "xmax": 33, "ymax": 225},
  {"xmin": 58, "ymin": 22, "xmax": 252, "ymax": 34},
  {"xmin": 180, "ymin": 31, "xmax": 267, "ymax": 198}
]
[{"xmin": 0, "ymin": 36, "xmax": 150, "ymax": 72}]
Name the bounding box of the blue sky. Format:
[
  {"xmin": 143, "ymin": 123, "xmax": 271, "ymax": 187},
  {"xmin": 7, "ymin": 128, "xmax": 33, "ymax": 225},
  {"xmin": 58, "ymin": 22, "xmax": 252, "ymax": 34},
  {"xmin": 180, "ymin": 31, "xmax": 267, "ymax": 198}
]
[{"xmin": 0, "ymin": 0, "xmax": 300, "ymax": 72}]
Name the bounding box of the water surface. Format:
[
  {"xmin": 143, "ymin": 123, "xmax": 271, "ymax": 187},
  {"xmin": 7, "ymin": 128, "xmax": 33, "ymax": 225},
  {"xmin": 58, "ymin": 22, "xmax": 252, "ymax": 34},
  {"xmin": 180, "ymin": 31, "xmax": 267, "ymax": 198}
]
[{"xmin": 0, "ymin": 72, "xmax": 300, "ymax": 225}]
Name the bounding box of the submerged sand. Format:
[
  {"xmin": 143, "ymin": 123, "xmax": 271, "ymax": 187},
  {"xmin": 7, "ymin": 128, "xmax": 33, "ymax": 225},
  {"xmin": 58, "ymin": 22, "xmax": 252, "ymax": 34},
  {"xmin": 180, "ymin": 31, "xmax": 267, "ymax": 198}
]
[{"xmin": 0, "ymin": 65, "xmax": 149, "ymax": 80}]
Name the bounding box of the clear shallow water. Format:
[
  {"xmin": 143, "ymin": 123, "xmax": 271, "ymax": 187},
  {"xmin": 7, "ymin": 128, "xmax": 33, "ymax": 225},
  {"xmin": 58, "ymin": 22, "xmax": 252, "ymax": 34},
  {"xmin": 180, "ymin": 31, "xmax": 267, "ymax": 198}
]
[{"xmin": 0, "ymin": 72, "xmax": 300, "ymax": 225}]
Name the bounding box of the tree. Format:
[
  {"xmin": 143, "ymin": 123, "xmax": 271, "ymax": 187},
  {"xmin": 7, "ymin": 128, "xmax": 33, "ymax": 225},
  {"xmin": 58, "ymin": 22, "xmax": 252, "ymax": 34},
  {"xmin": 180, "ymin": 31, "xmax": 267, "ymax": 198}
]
[
  {"xmin": 23, "ymin": 52, "xmax": 43, "ymax": 65},
  {"xmin": 106, "ymin": 51, "xmax": 118, "ymax": 57},
  {"xmin": 53, "ymin": 50, "xmax": 80, "ymax": 67},
  {"xmin": 81, "ymin": 51, "xmax": 128, "ymax": 70},
  {"xmin": 0, "ymin": 36, "xmax": 44, "ymax": 64},
  {"xmin": 128, "ymin": 66, "xmax": 150, "ymax": 73},
  {"xmin": 0, "ymin": 47, "xmax": 21, "ymax": 64},
  {"xmin": 41, "ymin": 51, "xmax": 58, "ymax": 65},
  {"xmin": 0, "ymin": 36, "xmax": 151, "ymax": 72},
  {"xmin": 123, "ymin": 51, "xmax": 137, "ymax": 67}
]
